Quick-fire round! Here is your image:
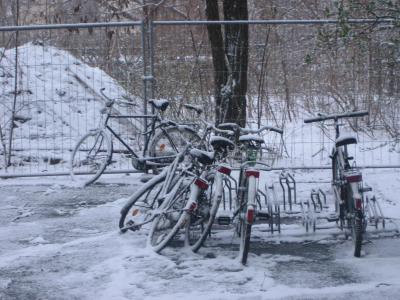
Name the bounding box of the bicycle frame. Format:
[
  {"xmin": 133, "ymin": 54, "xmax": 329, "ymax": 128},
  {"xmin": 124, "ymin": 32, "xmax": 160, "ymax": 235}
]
[{"xmin": 103, "ymin": 113, "xmax": 160, "ymax": 159}]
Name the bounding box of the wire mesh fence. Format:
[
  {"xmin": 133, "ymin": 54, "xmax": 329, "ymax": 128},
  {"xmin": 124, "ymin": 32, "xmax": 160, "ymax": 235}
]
[
  {"xmin": 0, "ymin": 22, "xmax": 147, "ymax": 176},
  {"xmin": 0, "ymin": 19, "xmax": 399, "ymax": 178}
]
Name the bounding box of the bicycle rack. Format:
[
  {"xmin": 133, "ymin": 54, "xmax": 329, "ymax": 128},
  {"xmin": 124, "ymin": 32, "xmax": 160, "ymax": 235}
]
[
  {"xmin": 222, "ymin": 176, "xmax": 236, "ymax": 211},
  {"xmin": 365, "ymin": 195, "xmax": 386, "ymax": 229},
  {"xmin": 215, "ymin": 175, "xmax": 237, "ymax": 226},
  {"xmin": 299, "ymin": 189, "xmax": 336, "ymax": 233},
  {"xmin": 310, "ymin": 189, "xmax": 328, "ymax": 212},
  {"xmin": 279, "ymin": 170, "xmax": 296, "ymax": 212},
  {"xmin": 299, "ymin": 197, "xmax": 316, "ymax": 232},
  {"xmin": 266, "ymin": 184, "xmax": 281, "ymax": 234}
]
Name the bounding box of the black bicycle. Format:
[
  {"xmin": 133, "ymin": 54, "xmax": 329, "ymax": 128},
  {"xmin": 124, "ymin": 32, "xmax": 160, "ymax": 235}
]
[
  {"xmin": 304, "ymin": 110, "xmax": 370, "ymax": 257},
  {"xmin": 70, "ymin": 89, "xmax": 201, "ymax": 186}
]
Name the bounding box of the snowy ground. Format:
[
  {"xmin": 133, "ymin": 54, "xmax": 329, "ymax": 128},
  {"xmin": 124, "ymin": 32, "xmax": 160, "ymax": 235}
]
[{"xmin": 1, "ymin": 169, "xmax": 399, "ymax": 300}]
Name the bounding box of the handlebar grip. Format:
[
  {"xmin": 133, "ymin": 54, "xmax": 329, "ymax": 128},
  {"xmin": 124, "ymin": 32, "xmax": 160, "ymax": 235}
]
[
  {"xmin": 342, "ymin": 111, "xmax": 369, "ymax": 118},
  {"xmin": 304, "ymin": 116, "xmax": 325, "ymax": 123}
]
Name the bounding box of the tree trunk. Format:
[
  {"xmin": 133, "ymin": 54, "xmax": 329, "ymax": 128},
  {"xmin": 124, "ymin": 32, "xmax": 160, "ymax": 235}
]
[
  {"xmin": 222, "ymin": 0, "xmax": 248, "ymax": 127},
  {"xmin": 205, "ymin": 0, "xmax": 228, "ymax": 124},
  {"xmin": 205, "ymin": 0, "xmax": 248, "ymax": 127}
]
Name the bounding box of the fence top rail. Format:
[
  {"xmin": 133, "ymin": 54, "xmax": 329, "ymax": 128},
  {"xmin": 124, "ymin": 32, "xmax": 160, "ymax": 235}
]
[
  {"xmin": 0, "ymin": 18, "xmax": 397, "ymax": 32},
  {"xmin": 0, "ymin": 21, "xmax": 143, "ymax": 32},
  {"xmin": 153, "ymin": 18, "xmax": 398, "ymax": 26}
]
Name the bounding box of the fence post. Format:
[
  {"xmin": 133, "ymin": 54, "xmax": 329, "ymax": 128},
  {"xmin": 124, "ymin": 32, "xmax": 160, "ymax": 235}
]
[{"xmin": 141, "ymin": 20, "xmax": 156, "ymax": 133}]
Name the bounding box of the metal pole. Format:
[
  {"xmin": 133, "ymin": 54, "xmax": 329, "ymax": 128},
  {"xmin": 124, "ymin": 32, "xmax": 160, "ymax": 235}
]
[
  {"xmin": 153, "ymin": 18, "xmax": 396, "ymax": 26},
  {"xmin": 0, "ymin": 21, "xmax": 142, "ymax": 32},
  {"xmin": 149, "ymin": 21, "xmax": 155, "ymax": 101},
  {"xmin": 141, "ymin": 20, "xmax": 148, "ymax": 133}
]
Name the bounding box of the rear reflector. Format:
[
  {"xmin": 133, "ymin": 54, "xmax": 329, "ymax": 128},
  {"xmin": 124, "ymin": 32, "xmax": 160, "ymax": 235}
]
[
  {"xmin": 247, "ymin": 208, "xmax": 255, "ymax": 224},
  {"xmin": 218, "ymin": 165, "xmax": 231, "ymax": 175},
  {"xmin": 355, "ymin": 198, "xmax": 362, "ymax": 209},
  {"xmin": 188, "ymin": 202, "xmax": 197, "ymax": 213},
  {"xmin": 245, "ymin": 170, "xmax": 260, "ymax": 178},
  {"xmin": 346, "ymin": 174, "xmax": 362, "ymax": 183},
  {"xmin": 194, "ymin": 178, "xmax": 209, "ymax": 190}
]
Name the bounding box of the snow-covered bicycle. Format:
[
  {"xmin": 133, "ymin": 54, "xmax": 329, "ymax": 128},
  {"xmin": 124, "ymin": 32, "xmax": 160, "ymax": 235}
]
[{"xmin": 234, "ymin": 125, "xmax": 283, "ymax": 265}]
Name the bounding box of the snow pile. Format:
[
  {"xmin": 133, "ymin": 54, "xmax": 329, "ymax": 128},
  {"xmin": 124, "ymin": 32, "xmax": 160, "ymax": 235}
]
[{"xmin": 0, "ymin": 42, "xmax": 142, "ymax": 172}]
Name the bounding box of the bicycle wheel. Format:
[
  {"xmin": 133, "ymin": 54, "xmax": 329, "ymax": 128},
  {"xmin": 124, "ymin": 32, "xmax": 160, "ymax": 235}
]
[
  {"xmin": 148, "ymin": 178, "xmax": 192, "ymax": 253},
  {"xmin": 70, "ymin": 130, "xmax": 112, "ymax": 186},
  {"xmin": 185, "ymin": 188, "xmax": 215, "ymax": 252},
  {"xmin": 239, "ymin": 176, "xmax": 257, "ymax": 265},
  {"xmin": 239, "ymin": 217, "xmax": 252, "ymax": 265},
  {"xmin": 187, "ymin": 172, "xmax": 223, "ymax": 252},
  {"xmin": 352, "ymin": 215, "xmax": 363, "ymax": 257},
  {"xmin": 148, "ymin": 126, "xmax": 202, "ymax": 161},
  {"xmin": 119, "ymin": 171, "xmax": 167, "ymax": 233}
]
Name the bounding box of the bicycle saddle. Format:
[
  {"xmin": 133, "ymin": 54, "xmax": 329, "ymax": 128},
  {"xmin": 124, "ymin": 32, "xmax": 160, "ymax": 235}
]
[
  {"xmin": 149, "ymin": 99, "xmax": 169, "ymax": 111},
  {"xmin": 336, "ymin": 134, "xmax": 357, "ymax": 147},
  {"xmin": 217, "ymin": 123, "xmax": 238, "ymax": 132},
  {"xmin": 190, "ymin": 148, "xmax": 215, "ymax": 165},
  {"xmin": 210, "ymin": 136, "xmax": 235, "ymax": 152}
]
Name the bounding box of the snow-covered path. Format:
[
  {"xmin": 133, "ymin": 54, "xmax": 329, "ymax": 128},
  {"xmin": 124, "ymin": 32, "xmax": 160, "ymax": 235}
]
[{"xmin": 0, "ymin": 171, "xmax": 400, "ymax": 300}]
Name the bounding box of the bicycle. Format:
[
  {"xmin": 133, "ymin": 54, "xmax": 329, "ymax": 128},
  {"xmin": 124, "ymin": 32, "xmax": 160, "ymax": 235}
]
[
  {"xmin": 304, "ymin": 110, "xmax": 370, "ymax": 257},
  {"xmin": 70, "ymin": 88, "xmax": 201, "ymax": 186},
  {"xmin": 185, "ymin": 130, "xmax": 236, "ymax": 252},
  {"xmin": 118, "ymin": 122, "xmax": 235, "ymax": 237},
  {"xmin": 234, "ymin": 125, "xmax": 283, "ymax": 265},
  {"xmin": 144, "ymin": 123, "xmax": 236, "ymax": 253},
  {"xmin": 147, "ymin": 146, "xmax": 215, "ymax": 253}
]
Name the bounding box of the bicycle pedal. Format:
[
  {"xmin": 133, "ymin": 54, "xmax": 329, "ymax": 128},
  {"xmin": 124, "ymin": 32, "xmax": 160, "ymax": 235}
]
[{"xmin": 216, "ymin": 216, "xmax": 231, "ymax": 226}]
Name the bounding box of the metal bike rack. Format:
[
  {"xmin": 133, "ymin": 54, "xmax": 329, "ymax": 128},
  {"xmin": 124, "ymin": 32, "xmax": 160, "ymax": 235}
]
[
  {"xmin": 310, "ymin": 189, "xmax": 327, "ymax": 212},
  {"xmin": 266, "ymin": 184, "xmax": 281, "ymax": 234},
  {"xmin": 299, "ymin": 188, "xmax": 338, "ymax": 233},
  {"xmin": 365, "ymin": 195, "xmax": 386, "ymax": 229},
  {"xmin": 299, "ymin": 198, "xmax": 316, "ymax": 232},
  {"xmin": 279, "ymin": 170, "xmax": 296, "ymax": 211}
]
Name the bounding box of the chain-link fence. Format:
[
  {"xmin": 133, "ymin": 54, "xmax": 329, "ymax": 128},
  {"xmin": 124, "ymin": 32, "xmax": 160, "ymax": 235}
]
[{"xmin": 0, "ymin": 19, "xmax": 399, "ymax": 178}]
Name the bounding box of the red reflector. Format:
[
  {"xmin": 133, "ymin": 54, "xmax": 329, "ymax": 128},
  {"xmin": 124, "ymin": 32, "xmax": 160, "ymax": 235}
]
[
  {"xmin": 355, "ymin": 198, "xmax": 362, "ymax": 209},
  {"xmin": 245, "ymin": 170, "xmax": 260, "ymax": 178},
  {"xmin": 194, "ymin": 178, "xmax": 209, "ymax": 190},
  {"xmin": 247, "ymin": 208, "xmax": 255, "ymax": 224},
  {"xmin": 218, "ymin": 165, "xmax": 231, "ymax": 175},
  {"xmin": 346, "ymin": 174, "xmax": 362, "ymax": 183},
  {"xmin": 189, "ymin": 202, "xmax": 197, "ymax": 212}
]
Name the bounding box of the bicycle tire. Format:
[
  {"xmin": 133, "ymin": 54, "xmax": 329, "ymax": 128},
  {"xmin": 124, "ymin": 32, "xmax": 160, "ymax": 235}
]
[
  {"xmin": 239, "ymin": 219, "xmax": 252, "ymax": 265},
  {"xmin": 148, "ymin": 126, "xmax": 202, "ymax": 161},
  {"xmin": 119, "ymin": 171, "xmax": 167, "ymax": 233},
  {"xmin": 352, "ymin": 216, "xmax": 363, "ymax": 257},
  {"xmin": 70, "ymin": 130, "xmax": 112, "ymax": 186},
  {"xmin": 147, "ymin": 178, "xmax": 192, "ymax": 253}
]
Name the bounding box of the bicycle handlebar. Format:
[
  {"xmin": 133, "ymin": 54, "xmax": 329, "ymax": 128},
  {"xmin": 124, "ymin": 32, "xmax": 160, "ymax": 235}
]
[
  {"xmin": 240, "ymin": 125, "xmax": 283, "ymax": 135},
  {"xmin": 304, "ymin": 110, "xmax": 369, "ymax": 124},
  {"xmin": 201, "ymin": 120, "xmax": 235, "ymax": 136},
  {"xmin": 100, "ymin": 88, "xmax": 137, "ymax": 108}
]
